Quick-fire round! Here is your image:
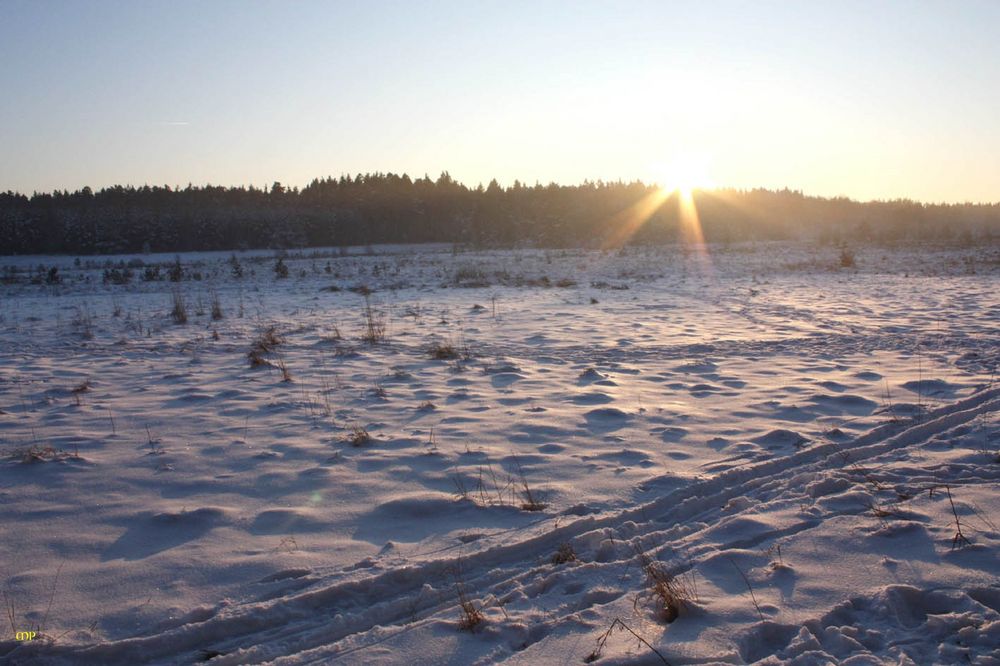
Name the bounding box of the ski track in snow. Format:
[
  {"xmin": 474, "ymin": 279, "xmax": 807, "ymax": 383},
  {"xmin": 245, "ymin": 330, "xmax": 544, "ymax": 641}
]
[
  {"xmin": 25, "ymin": 388, "xmax": 998, "ymax": 665},
  {"xmin": 1, "ymin": 242, "xmax": 998, "ymax": 665}
]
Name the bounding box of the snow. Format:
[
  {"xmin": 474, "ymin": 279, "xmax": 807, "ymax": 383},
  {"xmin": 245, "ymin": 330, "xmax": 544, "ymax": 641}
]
[{"xmin": 1, "ymin": 241, "xmax": 998, "ymax": 664}]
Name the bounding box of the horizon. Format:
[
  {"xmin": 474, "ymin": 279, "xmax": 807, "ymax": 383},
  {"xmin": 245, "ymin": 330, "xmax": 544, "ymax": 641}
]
[
  {"xmin": 5, "ymin": 174, "xmax": 999, "ymax": 208},
  {"xmin": 3, "ymin": 1, "xmax": 1000, "ymax": 204}
]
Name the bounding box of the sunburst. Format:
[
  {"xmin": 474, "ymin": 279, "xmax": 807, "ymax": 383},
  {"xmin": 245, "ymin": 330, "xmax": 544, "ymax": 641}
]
[{"xmin": 600, "ymin": 154, "xmax": 714, "ymax": 273}]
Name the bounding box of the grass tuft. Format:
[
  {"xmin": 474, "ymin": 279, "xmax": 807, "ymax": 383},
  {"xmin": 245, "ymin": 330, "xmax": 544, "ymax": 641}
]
[
  {"xmin": 248, "ymin": 326, "xmax": 282, "ymax": 367},
  {"xmin": 552, "ymin": 543, "xmax": 577, "ymax": 565},
  {"xmin": 210, "ymin": 291, "xmax": 224, "ymax": 320},
  {"xmin": 455, "ymin": 581, "xmax": 484, "ymax": 632},
  {"xmin": 347, "ymin": 426, "xmax": 372, "ymax": 447},
  {"xmin": 360, "ymin": 294, "xmax": 386, "ymax": 344},
  {"xmin": 170, "ymin": 289, "xmax": 188, "ymax": 324},
  {"xmin": 429, "ymin": 342, "xmax": 459, "ymax": 360},
  {"xmin": 635, "ymin": 547, "xmax": 695, "ymax": 624},
  {"xmin": 513, "ymin": 455, "xmax": 546, "ymax": 511}
]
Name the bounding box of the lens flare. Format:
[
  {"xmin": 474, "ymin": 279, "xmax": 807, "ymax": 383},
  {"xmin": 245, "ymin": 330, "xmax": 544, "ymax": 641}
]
[
  {"xmin": 600, "ymin": 187, "xmax": 671, "ymax": 249},
  {"xmin": 599, "ymin": 155, "xmax": 714, "ymax": 274}
]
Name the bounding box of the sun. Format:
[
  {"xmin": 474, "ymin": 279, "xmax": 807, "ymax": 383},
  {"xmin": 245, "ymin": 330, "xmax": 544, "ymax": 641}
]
[{"xmin": 656, "ymin": 154, "xmax": 714, "ymax": 196}]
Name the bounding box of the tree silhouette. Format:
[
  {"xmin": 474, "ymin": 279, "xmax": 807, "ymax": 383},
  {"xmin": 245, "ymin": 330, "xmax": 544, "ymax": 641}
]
[{"xmin": 0, "ymin": 176, "xmax": 996, "ymax": 256}]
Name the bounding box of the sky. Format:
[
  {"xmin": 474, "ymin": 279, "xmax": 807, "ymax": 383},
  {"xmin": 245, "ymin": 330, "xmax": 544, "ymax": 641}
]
[{"xmin": 1, "ymin": 0, "xmax": 999, "ymax": 203}]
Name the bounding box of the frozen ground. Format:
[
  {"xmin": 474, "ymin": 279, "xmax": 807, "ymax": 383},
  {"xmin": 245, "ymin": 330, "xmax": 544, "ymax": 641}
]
[{"xmin": 1, "ymin": 241, "xmax": 998, "ymax": 665}]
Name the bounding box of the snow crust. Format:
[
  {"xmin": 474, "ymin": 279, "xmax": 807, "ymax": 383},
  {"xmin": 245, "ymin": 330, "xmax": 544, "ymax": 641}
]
[{"xmin": 1, "ymin": 242, "xmax": 998, "ymax": 664}]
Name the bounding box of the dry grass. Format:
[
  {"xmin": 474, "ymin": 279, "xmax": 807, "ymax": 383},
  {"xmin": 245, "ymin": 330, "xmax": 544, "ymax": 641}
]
[
  {"xmin": 551, "ymin": 543, "xmax": 577, "ymax": 565},
  {"xmin": 635, "ymin": 547, "xmax": 696, "ymax": 624},
  {"xmin": 429, "ymin": 342, "xmax": 459, "ymax": 360},
  {"xmin": 945, "ymin": 485, "xmax": 972, "ymax": 549},
  {"xmin": 170, "ymin": 289, "xmax": 188, "ymax": 325},
  {"xmin": 3, "ymin": 564, "xmax": 64, "ymax": 644},
  {"xmin": 248, "ymin": 326, "xmax": 282, "ymax": 367},
  {"xmin": 450, "ymin": 454, "xmax": 546, "ymax": 513},
  {"xmin": 424, "ymin": 427, "xmax": 439, "ymax": 455},
  {"xmin": 71, "ymin": 379, "xmax": 91, "ymax": 405},
  {"xmin": 324, "ymin": 324, "xmax": 342, "ymax": 342},
  {"xmin": 729, "ymin": 558, "xmax": 765, "ymax": 622},
  {"xmin": 346, "ymin": 426, "xmax": 372, "ymax": 447},
  {"xmin": 360, "ymin": 293, "xmax": 386, "ymax": 344},
  {"xmin": 586, "ymin": 617, "xmax": 671, "ymax": 664},
  {"xmin": 868, "ymin": 496, "xmax": 904, "ymax": 527},
  {"xmin": 455, "ymin": 581, "xmax": 484, "ymax": 632},
  {"xmin": 210, "ymin": 291, "xmax": 224, "ymax": 320},
  {"xmin": 6, "ymin": 445, "xmax": 77, "ymax": 464},
  {"xmin": 452, "ymin": 266, "xmax": 490, "ymax": 288},
  {"xmin": 72, "ymin": 305, "xmax": 94, "ymax": 340},
  {"xmin": 514, "ymin": 455, "xmax": 546, "ymax": 511},
  {"xmin": 275, "ymin": 358, "xmax": 293, "ymax": 382}
]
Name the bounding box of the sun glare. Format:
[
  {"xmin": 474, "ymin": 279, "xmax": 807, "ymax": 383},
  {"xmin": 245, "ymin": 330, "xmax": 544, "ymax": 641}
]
[{"xmin": 656, "ymin": 154, "xmax": 714, "ymax": 196}]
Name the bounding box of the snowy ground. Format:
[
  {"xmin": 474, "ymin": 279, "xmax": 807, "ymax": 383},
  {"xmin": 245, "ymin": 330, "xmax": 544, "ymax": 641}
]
[{"xmin": 1, "ymin": 241, "xmax": 998, "ymax": 665}]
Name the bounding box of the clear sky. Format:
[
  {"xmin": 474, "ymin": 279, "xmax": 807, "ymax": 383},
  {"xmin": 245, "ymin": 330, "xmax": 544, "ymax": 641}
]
[{"xmin": 2, "ymin": 0, "xmax": 998, "ymax": 202}]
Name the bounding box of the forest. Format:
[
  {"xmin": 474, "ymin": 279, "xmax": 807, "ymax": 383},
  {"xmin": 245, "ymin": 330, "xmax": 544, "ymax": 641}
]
[{"xmin": 1, "ymin": 172, "xmax": 997, "ymax": 255}]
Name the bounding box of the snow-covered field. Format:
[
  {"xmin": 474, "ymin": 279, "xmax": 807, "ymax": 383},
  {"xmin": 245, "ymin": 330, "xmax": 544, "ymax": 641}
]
[{"xmin": 1, "ymin": 241, "xmax": 999, "ymax": 665}]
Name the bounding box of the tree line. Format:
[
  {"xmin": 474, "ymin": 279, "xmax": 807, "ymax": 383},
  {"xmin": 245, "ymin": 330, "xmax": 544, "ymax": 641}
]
[{"xmin": 1, "ymin": 172, "xmax": 997, "ymax": 255}]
